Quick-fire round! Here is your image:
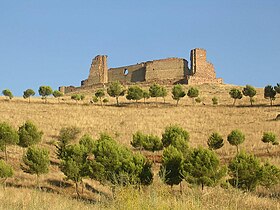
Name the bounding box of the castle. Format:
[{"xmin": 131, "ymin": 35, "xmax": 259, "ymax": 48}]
[{"xmin": 59, "ymin": 48, "xmax": 222, "ymax": 93}]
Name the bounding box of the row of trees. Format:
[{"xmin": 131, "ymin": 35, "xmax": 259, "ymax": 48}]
[
  {"xmin": 1, "ymin": 122, "xmax": 278, "ymax": 196},
  {"xmin": 229, "ymin": 84, "xmax": 280, "ymax": 106},
  {"xmin": 2, "ymin": 82, "xmax": 279, "ymax": 106}
]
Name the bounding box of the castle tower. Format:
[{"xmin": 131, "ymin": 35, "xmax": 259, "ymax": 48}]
[
  {"xmin": 190, "ymin": 48, "xmax": 216, "ymax": 79},
  {"xmin": 87, "ymin": 55, "xmax": 108, "ymax": 85}
]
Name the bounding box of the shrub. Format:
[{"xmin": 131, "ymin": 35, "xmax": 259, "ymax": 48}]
[
  {"xmin": 264, "ymin": 85, "xmax": 276, "ymax": 106},
  {"xmin": 261, "ymin": 132, "xmax": 279, "ymax": 153},
  {"xmin": 52, "ymin": 90, "xmax": 64, "ymax": 103},
  {"xmin": 149, "ymin": 83, "xmax": 163, "ymax": 102},
  {"xmin": 162, "ymin": 125, "xmax": 189, "ymax": 148},
  {"xmin": 22, "ymin": 146, "xmax": 50, "ymax": 188},
  {"xmin": 38, "ymin": 86, "xmax": 53, "ymax": 103},
  {"xmin": 228, "ymin": 151, "xmax": 262, "ymax": 191},
  {"xmin": 0, "ymin": 160, "xmax": 13, "ymax": 187},
  {"xmin": 131, "ymin": 131, "xmax": 146, "ymax": 150},
  {"xmin": 260, "ymin": 162, "xmax": 280, "ymax": 189},
  {"xmin": 107, "ymin": 81, "xmax": 126, "ymax": 106},
  {"xmin": 212, "ymin": 97, "xmax": 218, "ymax": 105},
  {"xmin": 242, "ymin": 85, "xmax": 256, "ymax": 106},
  {"xmin": 207, "ymin": 132, "xmax": 224, "ymax": 150},
  {"xmin": 227, "ymin": 130, "xmax": 245, "ymax": 154},
  {"xmin": 142, "ymin": 90, "xmax": 150, "ymax": 103},
  {"xmin": 2, "ymin": 89, "xmax": 13, "ymax": 100},
  {"xmin": 23, "ymin": 89, "xmax": 35, "ymax": 103},
  {"xmin": 183, "ymin": 147, "xmax": 226, "ymax": 190},
  {"xmin": 18, "ymin": 121, "xmax": 43, "ymax": 148},
  {"xmin": 172, "ymin": 84, "xmax": 186, "ymax": 106},
  {"xmin": 229, "ymin": 88, "xmax": 242, "ymax": 106},
  {"xmin": 0, "ymin": 122, "xmax": 19, "ymax": 160}
]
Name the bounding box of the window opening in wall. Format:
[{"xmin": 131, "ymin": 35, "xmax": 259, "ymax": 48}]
[{"xmin": 123, "ymin": 68, "xmax": 129, "ymax": 76}]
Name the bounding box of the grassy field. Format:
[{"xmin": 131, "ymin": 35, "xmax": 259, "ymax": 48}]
[{"xmin": 0, "ymin": 83, "xmax": 279, "ymax": 209}]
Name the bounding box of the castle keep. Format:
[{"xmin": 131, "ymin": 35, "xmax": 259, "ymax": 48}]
[{"xmin": 60, "ymin": 48, "xmax": 222, "ymax": 93}]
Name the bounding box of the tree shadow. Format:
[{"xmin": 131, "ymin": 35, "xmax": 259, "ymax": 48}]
[
  {"xmin": 85, "ymin": 183, "xmax": 111, "ymax": 199},
  {"xmin": 47, "ymin": 179, "xmax": 72, "ymax": 188}
]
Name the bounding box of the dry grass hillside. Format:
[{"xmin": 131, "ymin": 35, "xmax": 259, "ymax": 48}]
[{"xmin": 0, "ymin": 83, "xmax": 279, "ymax": 209}]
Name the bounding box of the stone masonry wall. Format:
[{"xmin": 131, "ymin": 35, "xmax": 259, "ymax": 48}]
[
  {"xmin": 145, "ymin": 58, "xmax": 188, "ymax": 82},
  {"xmin": 82, "ymin": 55, "xmax": 108, "ymax": 86},
  {"xmin": 108, "ymin": 63, "xmax": 146, "ymax": 83}
]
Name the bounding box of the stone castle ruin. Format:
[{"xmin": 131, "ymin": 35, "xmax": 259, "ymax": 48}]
[{"xmin": 60, "ymin": 48, "xmax": 222, "ymax": 93}]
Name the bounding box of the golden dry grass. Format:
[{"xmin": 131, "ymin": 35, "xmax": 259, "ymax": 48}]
[{"xmin": 0, "ymin": 83, "xmax": 279, "ymax": 209}]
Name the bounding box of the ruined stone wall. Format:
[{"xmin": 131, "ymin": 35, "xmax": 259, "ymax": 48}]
[
  {"xmin": 189, "ymin": 48, "xmax": 222, "ymax": 84},
  {"xmin": 145, "ymin": 58, "xmax": 188, "ymax": 82},
  {"xmin": 82, "ymin": 55, "xmax": 108, "ymax": 86},
  {"xmin": 108, "ymin": 63, "xmax": 146, "ymax": 83}
]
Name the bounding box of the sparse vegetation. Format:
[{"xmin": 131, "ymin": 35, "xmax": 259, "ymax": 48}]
[{"xmin": 229, "ymin": 88, "xmax": 242, "ymax": 106}]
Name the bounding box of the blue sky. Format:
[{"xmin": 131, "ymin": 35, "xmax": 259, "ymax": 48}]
[{"xmin": 0, "ymin": 0, "xmax": 280, "ymax": 96}]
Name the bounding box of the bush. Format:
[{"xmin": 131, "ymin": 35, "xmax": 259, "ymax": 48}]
[
  {"xmin": 227, "ymin": 130, "xmax": 245, "ymax": 154},
  {"xmin": 183, "ymin": 147, "xmax": 226, "ymax": 190},
  {"xmin": 228, "ymin": 151, "xmax": 262, "ymax": 191},
  {"xmin": 142, "ymin": 90, "xmax": 150, "ymax": 103},
  {"xmin": 0, "ymin": 122, "xmax": 19, "ymax": 160},
  {"xmin": 131, "ymin": 131, "xmax": 146, "ymax": 150},
  {"xmin": 52, "ymin": 90, "xmax": 64, "ymax": 102},
  {"xmin": 229, "ymin": 88, "xmax": 242, "ymax": 106},
  {"xmin": 95, "ymin": 89, "xmax": 106, "ymax": 106},
  {"xmin": 0, "ymin": 160, "xmax": 13, "ymax": 187},
  {"xmin": 260, "ymin": 162, "xmax": 280, "ymax": 189},
  {"xmin": 18, "ymin": 121, "xmax": 43, "ymax": 148},
  {"xmin": 149, "ymin": 83, "xmax": 163, "ymax": 102},
  {"xmin": 162, "ymin": 125, "xmax": 190, "ymax": 148},
  {"xmin": 207, "ymin": 132, "xmax": 224, "ymax": 150},
  {"xmin": 212, "ymin": 97, "xmax": 218, "ymax": 105},
  {"xmin": 261, "ymin": 132, "xmax": 279, "ymax": 153}
]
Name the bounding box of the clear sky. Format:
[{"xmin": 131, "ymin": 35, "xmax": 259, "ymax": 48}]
[{"xmin": 0, "ymin": 0, "xmax": 280, "ymax": 96}]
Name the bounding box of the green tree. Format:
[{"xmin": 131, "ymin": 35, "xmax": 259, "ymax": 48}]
[
  {"xmin": 261, "ymin": 132, "xmax": 279, "ymax": 154},
  {"xmin": 229, "ymin": 88, "xmax": 242, "ymax": 106},
  {"xmin": 274, "ymin": 83, "xmax": 280, "ymax": 94},
  {"xmin": 56, "ymin": 126, "xmax": 81, "ymax": 159},
  {"xmin": 38, "ymin": 86, "xmax": 53, "ymax": 103},
  {"xmin": 142, "ymin": 134, "xmax": 163, "ymax": 162},
  {"xmin": 172, "ymin": 84, "xmax": 186, "ymax": 106},
  {"xmin": 60, "ymin": 144, "xmax": 89, "ymax": 197},
  {"xmin": 260, "ymin": 162, "xmax": 280, "ymax": 189},
  {"xmin": 142, "ymin": 90, "xmax": 150, "ymax": 104},
  {"xmin": 149, "ymin": 83, "xmax": 163, "ymax": 102},
  {"xmin": 187, "ymin": 87, "xmax": 199, "ymax": 104},
  {"xmin": 242, "ymin": 85, "xmax": 256, "ymax": 106},
  {"xmin": 23, "ymin": 89, "xmax": 35, "ymax": 103},
  {"xmin": 183, "ymin": 147, "xmax": 226, "ymax": 190},
  {"xmin": 107, "ymin": 81, "xmax": 126, "ymax": 106},
  {"xmin": 22, "ymin": 146, "xmax": 50, "ymax": 188},
  {"xmin": 162, "ymin": 125, "xmax": 190, "ymax": 148},
  {"xmin": 18, "ymin": 121, "xmax": 43, "ymax": 148},
  {"xmin": 228, "ymin": 151, "xmax": 262, "ymax": 191},
  {"xmin": 2, "ymin": 89, "xmax": 13, "ymax": 100},
  {"xmin": 0, "ymin": 160, "xmax": 13, "ymax": 187},
  {"xmin": 0, "ymin": 122, "xmax": 19, "ymax": 161},
  {"xmin": 126, "ymin": 85, "xmax": 144, "ymax": 103},
  {"xmin": 95, "ymin": 89, "xmax": 106, "ymax": 106},
  {"xmin": 71, "ymin": 94, "xmax": 82, "ymax": 104},
  {"xmin": 227, "ymin": 130, "xmax": 245, "ymax": 154},
  {"xmin": 52, "ymin": 90, "xmax": 64, "ymax": 103},
  {"xmin": 207, "ymin": 132, "xmax": 224, "ymax": 150},
  {"xmin": 159, "ymin": 146, "xmax": 184, "ymax": 189},
  {"xmin": 264, "ymin": 85, "xmax": 276, "ymax": 106},
  {"xmin": 79, "ymin": 134, "xmax": 95, "ymax": 155}
]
